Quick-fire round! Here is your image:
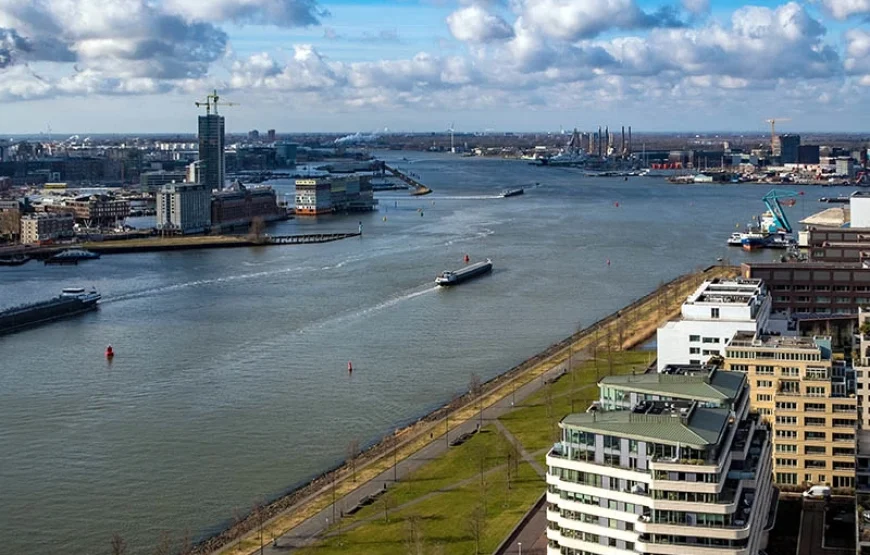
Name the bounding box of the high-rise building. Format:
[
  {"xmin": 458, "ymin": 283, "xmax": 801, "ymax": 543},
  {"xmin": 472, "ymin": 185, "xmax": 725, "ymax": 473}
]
[
  {"xmin": 723, "ymin": 332, "xmax": 856, "ymax": 489},
  {"xmin": 656, "ymin": 278, "xmax": 771, "ymax": 370},
  {"xmin": 779, "ymin": 134, "xmax": 800, "ymax": 165},
  {"xmin": 266, "ymin": 129, "xmax": 276, "ymax": 143},
  {"xmin": 547, "ymin": 366, "xmax": 773, "ymax": 555},
  {"xmin": 198, "ymin": 114, "xmax": 225, "ymax": 191}
]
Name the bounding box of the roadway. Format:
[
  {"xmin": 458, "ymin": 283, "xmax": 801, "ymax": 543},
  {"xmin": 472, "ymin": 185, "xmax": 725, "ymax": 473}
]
[{"xmin": 798, "ymin": 499, "xmax": 854, "ymax": 555}]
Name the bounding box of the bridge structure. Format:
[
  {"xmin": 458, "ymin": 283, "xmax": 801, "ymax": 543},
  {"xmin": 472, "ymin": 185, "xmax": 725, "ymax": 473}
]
[{"xmin": 266, "ymin": 232, "xmax": 361, "ymax": 244}]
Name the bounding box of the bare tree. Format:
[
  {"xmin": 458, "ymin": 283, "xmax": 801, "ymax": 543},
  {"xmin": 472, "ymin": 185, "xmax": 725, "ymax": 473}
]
[
  {"xmin": 503, "ymin": 439, "xmax": 520, "ymax": 507},
  {"xmin": 232, "ymin": 508, "xmax": 245, "ymax": 551},
  {"xmin": 110, "ymin": 534, "xmax": 127, "ymax": 555},
  {"xmin": 605, "ymin": 325, "xmax": 614, "ymax": 376},
  {"xmin": 178, "ymin": 529, "xmax": 193, "ymax": 555},
  {"xmin": 347, "ymin": 438, "xmax": 361, "ymax": 482},
  {"xmin": 404, "ymin": 514, "xmax": 425, "ymax": 555},
  {"xmin": 254, "ymin": 500, "xmax": 266, "ymax": 555},
  {"xmin": 248, "ymin": 216, "xmax": 267, "ymax": 243},
  {"xmin": 382, "ymin": 493, "xmax": 395, "ymax": 523},
  {"xmin": 466, "ymin": 504, "xmax": 487, "ymax": 554},
  {"xmin": 469, "ymin": 373, "xmax": 483, "ymax": 427},
  {"xmin": 544, "ymin": 382, "xmax": 554, "ymax": 418},
  {"xmin": 153, "ymin": 531, "xmax": 172, "ymax": 555}
]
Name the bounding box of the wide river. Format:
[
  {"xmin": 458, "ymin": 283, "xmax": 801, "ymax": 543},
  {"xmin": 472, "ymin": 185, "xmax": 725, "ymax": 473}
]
[{"xmin": 0, "ymin": 153, "xmax": 848, "ymax": 553}]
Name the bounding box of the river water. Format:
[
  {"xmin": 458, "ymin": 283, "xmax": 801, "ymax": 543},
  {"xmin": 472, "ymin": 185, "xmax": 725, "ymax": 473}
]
[{"xmin": 0, "ymin": 153, "xmax": 849, "ymax": 553}]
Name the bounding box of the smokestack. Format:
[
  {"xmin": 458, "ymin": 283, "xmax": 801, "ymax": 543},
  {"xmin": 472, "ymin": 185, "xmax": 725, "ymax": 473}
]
[
  {"xmin": 628, "ymin": 126, "xmax": 632, "ymax": 155},
  {"xmin": 621, "ymin": 126, "xmax": 625, "ymax": 156}
]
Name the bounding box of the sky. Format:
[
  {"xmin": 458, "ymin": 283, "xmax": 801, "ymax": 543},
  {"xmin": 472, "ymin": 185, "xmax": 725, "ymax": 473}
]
[{"xmin": 0, "ymin": 0, "xmax": 869, "ymax": 134}]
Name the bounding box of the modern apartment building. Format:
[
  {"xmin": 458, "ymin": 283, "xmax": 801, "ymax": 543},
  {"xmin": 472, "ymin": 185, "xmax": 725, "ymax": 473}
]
[
  {"xmin": 723, "ymin": 331, "xmax": 857, "ymax": 489},
  {"xmin": 853, "ymin": 309, "xmax": 870, "ymax": 492},
  {"xmin": 198, "ymin": 113, "xmax": 226, "ymax": 191},
  {"xmin": 547, "ymin": 368, "xmax": 773, "ymax": 555},
  {"xmin": 294, "ymin": 176, "xmax": 376, "ymax": 215},
  {"xmin": 656, "ymin": 278, "xmax": 771, "ymax": 371},
  {"xmin": 156, "ymin": 183, "xmax": 211, "ymax": 235},
  {"xmin": 211, "ymin": 184, "xmax": 284, "ymax": 229}
]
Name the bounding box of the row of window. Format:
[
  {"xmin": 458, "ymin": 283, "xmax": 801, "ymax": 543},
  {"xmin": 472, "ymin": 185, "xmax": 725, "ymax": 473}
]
[
  {"xmin": 727, "ymin": 351, "xmax": 822, "ymax": 361},
  {"xmin": 775, "ymin": 473, "xmax": 855, "ymax": 488},
  {"xmin": 774, "ymin": 429, "xmax": 855, "ymax": 442},
  {"xmin": 772, "ymin": 284, "xmax": 860, "ymax": 292}
]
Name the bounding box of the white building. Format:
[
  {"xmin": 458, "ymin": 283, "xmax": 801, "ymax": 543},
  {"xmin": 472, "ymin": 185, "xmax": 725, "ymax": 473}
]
[
  {"xmin": 156, "ymin": 182, "xmax": 211, "ymax": 235},
  {"xmin": 546, "ymin": 369, "xmax": 773, "ymax": 555},
  {"xmin": 851, "ymin": 192, "xmax": 870, "ymax": 229},
  {"xmin": 656, "ymin": 278, "xmax": 770, "ymax": 371}
]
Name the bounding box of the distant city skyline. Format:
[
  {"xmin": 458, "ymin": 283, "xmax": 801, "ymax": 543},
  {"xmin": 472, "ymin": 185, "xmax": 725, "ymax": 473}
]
[{"xmin": 0, "ymin": 0, "xmax": 869, "ymax": 134}]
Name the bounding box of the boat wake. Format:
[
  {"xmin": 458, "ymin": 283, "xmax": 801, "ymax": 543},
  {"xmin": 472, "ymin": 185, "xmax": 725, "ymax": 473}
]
[{"xmin": 299, "ymin": 285, "xmax": 437, "ymax": 334}]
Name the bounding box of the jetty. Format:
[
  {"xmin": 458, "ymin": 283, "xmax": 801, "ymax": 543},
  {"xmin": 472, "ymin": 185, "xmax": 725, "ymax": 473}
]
[{"xmin": 382, "ymin": 164, "xmax": 433, "ymax": 196}]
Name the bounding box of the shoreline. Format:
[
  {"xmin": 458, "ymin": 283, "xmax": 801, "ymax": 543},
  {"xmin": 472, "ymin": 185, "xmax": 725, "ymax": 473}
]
[{"xmin": 194, "ymin": 263, "xmax": 739, "ymax": 555}]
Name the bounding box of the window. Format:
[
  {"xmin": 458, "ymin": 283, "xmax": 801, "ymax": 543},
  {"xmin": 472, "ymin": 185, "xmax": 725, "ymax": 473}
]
[
  {"xmin": 776, "ymin": 458, "xmax": 798, "ymax": 467},
  {"xmin": 805, "ymin": 403, "xmax": 826, "ymax": 412},
  {"xmin": 689, "ymin": 347, "xmax": 700, "ymax": 354},
  {"xmin": 711, "ymin": 308, "xmax": 720, "ymax": 319},
  {"xmin": 805, "ymin": 431, "xmax": 827, "ymax": 441},
  {"xmin": 689, "ymin": 335, "xmax": 700, "ymax": 342},
  {"xmin": 757, "ymin": 394, "xmax": 772, "ymax": 402},
  {"xmin": 781, "ymin": 367, "xmax": 799, "ymax": 377},
  {"xmin": 776, "ymin": 472, "xmax": 798, "ymax": 485},
  {"xmin": 776, "ymin": 401, "xmax": 797, "ymax": 410},
  {"xmin": 776, "ymin": 429, "xmax": 797, "ymax": 439},
  {"xmin": 758, "ymin": 380, "xmax": 773, "ymax": 388},
  {"xmin": 806, "ymin": 386, "xmax": 826, "ymax": 397},
  {"xmin": 805, "ymin": 445, "xmax": 826, "ymax": 455},
  {"xmin": 702, "ymin": 337, "xmax": 720, "ymax": 344},
  {"xmin": 805, "ymin": 367, "xmax": 829, "ymax": 380},
  {"xmin": 805, "ymin": 417, "xmax": 826, "ymax": 427},
  {"xmin": 776, "ymin": 416, "xmax": 797, "ymax": 425},
  {"xmin": 776, "ymin": 444, "xmax": 797, "ymax": 453},
  {"xmin": 757, "ymin": 365, "xmax": 775, "ymax": 375}
]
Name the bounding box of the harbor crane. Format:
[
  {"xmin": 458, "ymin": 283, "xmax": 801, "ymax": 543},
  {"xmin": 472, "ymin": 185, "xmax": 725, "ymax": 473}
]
[
  {"xmin": 765, "ymin": 117, "xmax": 791, "ymax": 151},
  {"xmin": 195, "ymin": 89, "xmax": 238, "ymax": 115},
  {"xmin": 763, "ymin": 189, "xmax": 799, "ymax": 234}
]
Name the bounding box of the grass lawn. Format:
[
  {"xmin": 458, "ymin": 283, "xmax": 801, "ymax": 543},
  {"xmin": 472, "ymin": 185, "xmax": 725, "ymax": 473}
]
[
  {"xmin": 499, "ymin": 350, "xmax": 652, "ymax": 453},
  {"xmin": 338, "ymin": 425, "xmax": 518, "ymax": 527},
  {"xmin": 297, "ymin": 461, "xmax": 543, "ymax": 555}
]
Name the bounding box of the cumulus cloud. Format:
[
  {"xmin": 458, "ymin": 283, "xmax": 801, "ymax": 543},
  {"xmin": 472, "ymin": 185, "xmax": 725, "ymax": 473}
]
[
  {"xmin": 819, "ymin": 0, "xmax": 870, "ymax": 20},
  {"xmin": 163, "ymin": 0, "xmax": 328, "ymax": 27},
  {"xmin": 682, "ymin": 0, "xmax": 710, "ymax": 15},
  {"xmin": 845, "ymin": 29, "xmax": 870, "ymax": 83},
  {"xmin": 447, "ymin": 4, "xmax": 514, "ymax": 43},
  {"xmin": 517, "ymin": 0, "xmax": 684, "ymax": 41}
]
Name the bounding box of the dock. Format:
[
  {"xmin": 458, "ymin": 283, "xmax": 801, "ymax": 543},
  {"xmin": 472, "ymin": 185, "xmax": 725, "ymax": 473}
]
[{"xmin": 267, "ymin": 233, "xmax": 360, "ymax": 244}]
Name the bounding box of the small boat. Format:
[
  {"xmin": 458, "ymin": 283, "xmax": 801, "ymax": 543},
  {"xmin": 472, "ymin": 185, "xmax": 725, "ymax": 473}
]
[
  {"xmin": 727, "ymin": 232, "xmax": 744, "ymax": 246},
  {"xmin": 501, "ymin": 188, "xmax": 524, "ymax": 198},
  {"xmin": 436, "ymin": 259, "xmax": 493, "ymax": 286},
  {"xmin": 44, "ymin": 248, "xmax": 101, "ymax": 265},
  {"xmin": 0, "ymin": 254, "xmax": 30, "ymax": 266},
  {"xmin": 741, "ymin": 234, "xmax": 766, "ymax": 250}
]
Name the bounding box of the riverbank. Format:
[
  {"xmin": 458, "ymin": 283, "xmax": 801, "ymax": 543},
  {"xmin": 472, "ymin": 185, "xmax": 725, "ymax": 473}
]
[{"xmin": 197, "ymin": 264, "xmax": 739, "ymax": 555}]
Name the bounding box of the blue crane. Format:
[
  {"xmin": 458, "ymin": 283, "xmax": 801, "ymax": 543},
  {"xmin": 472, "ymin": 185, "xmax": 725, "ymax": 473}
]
[{"xmin": 762, "ymin": 189, "xmax": 799, "ymax": 234}]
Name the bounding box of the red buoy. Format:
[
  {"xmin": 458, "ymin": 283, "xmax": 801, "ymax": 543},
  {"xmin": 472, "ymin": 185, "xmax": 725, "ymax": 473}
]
[
  {"xmin": 348, "ymin": 361, "xmax": 353, "ymax": 372},
  {"xmin": 464, "ymin": 254, "xmax": 470, "ymax": 263},
  {"xmin": 614, "ymin": 201, "xmax": 619, "ymax": 207},
  {"xmin": 105, "ymin": 345, "xmax": 114, "ymax": 358},
  {"xmin": 606, "ymin": 259, "xmax": 611, "ymax": 266}
]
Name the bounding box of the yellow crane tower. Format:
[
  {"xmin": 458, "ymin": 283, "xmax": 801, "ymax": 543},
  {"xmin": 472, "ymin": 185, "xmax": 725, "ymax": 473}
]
[
  {"xmin": 194, "ymin": 89, "xmax": 238, "ymax": 115},
  {"xmin": 765, "ymin": 117, "xmax": 791, "ymax": 152}
]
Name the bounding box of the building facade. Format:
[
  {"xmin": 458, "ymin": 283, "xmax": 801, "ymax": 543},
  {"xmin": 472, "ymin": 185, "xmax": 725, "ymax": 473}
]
[
  {"xmin": 139, "ymin": 170, "xmax": 187, "ymax": 193},
  {"xmin": 656, "ymin": 278, "xmax": 771, "ymax": 371},
  {"xmin": 156, "ymin": 183, "xmax": 211, "ymax": 235},
  {"xmin": 20, "ymin": 213, "xmax": 74, "ymax": 244},
  {"xmin": 547, "ymin": 371, "xmax": 773, "ymax": 555},
  {"xmin": 52, "ymin": 195, "xmax": 130, "ymax": 225},
  {"xmin": 779, "ymin": 134, "xmax": 800, "ymax": 165},
  {"xmin": 723, "ymin": 332, "xmax": 856, "ymax": 490},
  {"xmin": 211, "ymin": 184, "xmax": 284, "ymax": 229},
  {"xmin": 294, "ymin": 176, "xmax": 376, "ymax": 216},
  {"xmin": 198, "ymin": 114, "xmax": 225, "ymax": 191}
]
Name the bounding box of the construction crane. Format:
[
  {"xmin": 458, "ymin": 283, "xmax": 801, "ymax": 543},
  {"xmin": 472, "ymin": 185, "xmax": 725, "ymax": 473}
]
[
  {"xmin": 195, "ymin": 89, "xmax": 238, "ymax": 115},
  {"xmin": 762, "ymin": 189, "xmax": 799, "ymax": 234},
  {"xmin": 765, "ymin": 117, "xmax": 791, "ymax": 151}
]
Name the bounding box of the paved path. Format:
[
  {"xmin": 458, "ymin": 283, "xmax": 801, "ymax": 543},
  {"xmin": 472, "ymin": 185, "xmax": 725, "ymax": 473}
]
[
  {"xmin": 260, "ymin": 359, "xmax": 575, "ymax": 553},
  {"xmin": 498, "ymin": 501, "xmax": 548, "ymax": 555}
]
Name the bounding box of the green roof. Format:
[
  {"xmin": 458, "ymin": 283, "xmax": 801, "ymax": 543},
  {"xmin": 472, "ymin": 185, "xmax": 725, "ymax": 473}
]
[
  {"xmin": 561, "ymin": 406, "xmax": 730, "ymax": 448},
  {"xmin": 599, "ymin": 369, "xmax": 744, "ymax": 403}
]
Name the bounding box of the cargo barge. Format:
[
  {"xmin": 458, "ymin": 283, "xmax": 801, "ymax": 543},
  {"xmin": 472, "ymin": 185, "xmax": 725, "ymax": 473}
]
[
  {"xmin": 435, "ymin": 259, "xmax": 493, "ymax": 286},
  {"xmin": 0, "ymin": 288, "xmax": 101, "ymax": 336}
]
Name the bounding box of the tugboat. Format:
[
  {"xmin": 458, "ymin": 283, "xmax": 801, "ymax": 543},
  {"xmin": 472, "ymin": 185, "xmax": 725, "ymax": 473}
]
[
  {"xmin": 436, "ymin": 259, "xmax": 493, "ymax": 286},
  {"xmin": 500, "ymin": 187, "xmax": 525, "ymax": 198}
]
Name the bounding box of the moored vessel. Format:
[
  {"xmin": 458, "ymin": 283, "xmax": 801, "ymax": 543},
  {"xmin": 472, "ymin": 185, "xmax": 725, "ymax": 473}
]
[
  {"xmin": 436, "ymin": 259, "xmax": 493, "ymax": 286},
  {"xmin": 0, "ymin": 288, "xmax": 101, "ymax": 336},
  {"xmin": 44, "ymin": 248, "xmax": 101, "ymax": 265},
  {"xmin": 0, "ymin": 254, "xmax": 30, "ymax": 266}
]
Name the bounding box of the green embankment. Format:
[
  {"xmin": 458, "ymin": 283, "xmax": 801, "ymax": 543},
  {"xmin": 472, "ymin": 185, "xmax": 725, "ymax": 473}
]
[{"xmin": 296, "ymin": 350, "xmax": 650, "ymax": 554}]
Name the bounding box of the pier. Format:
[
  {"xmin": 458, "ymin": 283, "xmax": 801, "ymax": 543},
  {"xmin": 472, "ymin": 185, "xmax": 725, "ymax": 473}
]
[
  {"xmin": 266, "ymin": 232, "xmax": 360, "ymax": 244},
  {"xmin": 382, "ymin": 164, "xmax": 432, "ymax": 196}
]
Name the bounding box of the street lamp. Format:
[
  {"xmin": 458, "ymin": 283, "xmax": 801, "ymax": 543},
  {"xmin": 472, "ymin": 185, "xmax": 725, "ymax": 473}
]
[{"xmin": 518, "ymin": 542, "xmax": 522, "ymax": 555}]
